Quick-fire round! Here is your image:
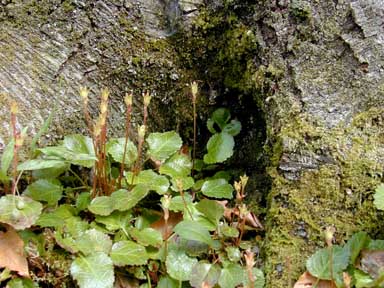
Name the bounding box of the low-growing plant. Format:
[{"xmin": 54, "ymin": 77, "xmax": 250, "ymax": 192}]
[
  {"xmin": 0, "ymin": 84, "xmax": 264, "ymax": 288},
  {"xmin": 295, "ymin": 184, "xmax": 384, "ymax": 288}
]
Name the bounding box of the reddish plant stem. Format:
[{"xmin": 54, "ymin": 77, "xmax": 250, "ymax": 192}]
[{"xmin": 118, "ymin": 104, "xmax": 132, "ymax": 188}]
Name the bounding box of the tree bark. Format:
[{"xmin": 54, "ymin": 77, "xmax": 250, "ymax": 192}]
[{"xmin": 0, "ymin": 0, "xmax": 201, "ymax": 147}]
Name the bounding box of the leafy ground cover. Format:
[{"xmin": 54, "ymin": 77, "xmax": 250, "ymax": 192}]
[
  {"xmin": 0, "ymin": 84, "xmax": 265, "ymax": 288},
  {"xmin": 0, "ymin": 84, "xmax": 383, "ymax": 288}
]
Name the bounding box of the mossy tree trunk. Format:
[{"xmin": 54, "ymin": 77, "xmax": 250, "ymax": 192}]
[{"xmin": 177, "ymin": 0, "xmax": 384, "ymax": 287}]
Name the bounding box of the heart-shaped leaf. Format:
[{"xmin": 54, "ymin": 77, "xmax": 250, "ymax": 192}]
[
  {"xmin": 0, "ymin": 195, "xmax": 43, "ymax": 230},
  {"xmin": 76, "ymin": 229, "xmax": 112, "ymax": 256},
  {"xmin": 110, "ymin": 241, "xmax": 149, "ymax": 266},
  {"xmin": 23, "ymin": 179, "xmax": 63, "ymax": 206},
  {"xmin": 211, "ymin": 108, "xmax": 231, "ymax": 130},
  {"xmin": 218, "ymin": 263, "xmax": 244, "ymax": 288},
  {"xmin": 126, "ymin": 170, "xmax": 169, "ymax": 195},
  {"xmin": 173, "ymin": 220, "xmax": 214, "ymax": 246},
  {"xmin": 146, "ymin": 131, "xmax": 182, "ymax": 161},
  {"xmin": 129, "ymin": 227, "xmax": 163, "ymax": 247},
  {"xmin": 112, "ymin": 185, "xmax": 149, "ymax": 211},
  {"xmin": 306, "ymin": 246, "xmax": 350, "ymax": 280},
  {"xmin": 70, "ymin": 252, "xmax": 114, "ymax": 288},
  {"xmin": 159, "ymin": 154, "xmax": 192, "ymax": 178},
  {"xmin": 170, "ymin": 176, "xmax": 194, "ymax": 192},
  {"xmin": 166, "ymin": 247, "xmax": 198, "ymax": 281},
  {"xmin": 107, "ymin": 138, "xmax": 137, "ymax": 166},
  {"xmin": 88, "ymin": 196, "xmax": 115, "ymax": 216},
  {"xmin": 190, "ymin": 262, "xmax": 221, "ymax": 288},
  {"xmin": 201, "ymin": 178, "xmax": 233, "ymax": 199},
  {"xmin": 196, "ymin": 199, "xmax": 224, "ymax": 225},
  {"xmin": 203, "ymin": 132, "xmax": 234, "ymax": 164},
  {"xmin": 95, "ymin": 211, "xmax": 132, "ymax": 231},
  {"xmin": 222, "ymin": 119, "xmax": 241, "ymax": 136}
]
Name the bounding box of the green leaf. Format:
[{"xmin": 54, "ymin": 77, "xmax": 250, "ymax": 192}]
[
  {"xmin": 222, "ymin": 119, "xmax": 241, "ymax": 136},
  {"xmin": 220, "ymin": 223, "xmax": 239, "ymax": 238},
  {"xmin": 36, "ymin": 212, "xmax": 65, "ymax": 227},
  {"xmin": 36, "ymin": 204, "xmax": 75, "ymax": 228},
  {"xmin": 218, "ymin": 263, "xmax": 244, "ymax": 288},
  {"xmin": 146, "ymin": 131, "xmax": 182, "ymax": 161},
  {"xmin": 170, "ymin": 176, "xmax": 194, "ymax": 192},
  {"xmin": 181, "ymin": 239, "xmax": 209, "ymax": 256},
  {"xmin": 354, "ymin": 269, "xmax": 375, "ymax": 288},
  {"xmin": 196, "ymin": 199, "xmax": 224, "ymax": 225},
  {"xmin": 211, "ymin": 108, "xmax": 231, "ymax": 130},
  {"xmin": 63, "ymin": 134, "xmax": 95, "ymax": 156},
  {"xmin": 345, "ymin": 231, "xmax": 370, "ymax": 264},
  {"xmin": 70, "ymin": 252, "xmax": 114, "ymax": 288},
  {"xmin": 173, "ymin": 220, "xmax": 214, "ymax": 246},
  {"xmin": 368, "ymin": 240, "xmax": 384, "ymax": 250},
  {"xmin": 95, "ymin": 211, "xmax": 132, "ymax": 231},
  {"xmin": 190, "ymin": 262, "xmax": 221, "ymax": 288},
  {"xmin": 243, "ymin": 268, "xmax": 265, "ymax": 288},
  {"xmin": 129, "ymin": 227, "xmax": 163, "ymax": 247},
  {"xmin": 76, "ymin": 192, "xmax": 91, "ymax": 212},
  {"xmin": 212, "ymin": 170, "xmax": 231, "ymax": 181},
  {"xmin": 207, "ymin": 118, "xmax": 217, "ymax": 134},
  {"xmin": 39, "ymin": 146, "xmax": 96, "ymax": 168},
  {"xmin": 31, "ymin": 164, "xmax": 69, "ymax": 179},
  {"xmin": 157, "ymin": 276, "xmax": 179, "ymax": 288},
  {"xmin": 88, "ymin": 196, "xmax": 115, "ymax": 216},
  {"xmin": 62, "ymin": 216, "xmax": 89, "ymax": 238},
  {"xmin": 76, "ymin": 229, "xmax": 112, "ymax": 256},
  {"xmin": 306, "ymin": 246, "xmax": 350, "ymax": 280},
  {"xmin": 6, "ymin": 278, "xmax": 37, "ymax": 288},
  {"xmin": 374, "ymin": 184, "xmax": 384, "ymax": 210},
  {"xmin": 225, "ymin": 247, "xmax": 241, "ymax": 262},
  {"xmin": 203, "ymin": 133, "xmax": 234, "ymax": 164},
  {"xmin": 159, "ymin": 154, "xmax": 192, "ymax": 178},
  {"xmin": 107, "ymin": 138, "xmax": 137, "ymax": 166},
  {"xmin": 0, "ymin": 195, "xmax": 43, "ymax": 230},
  {"xmin": 23, "ymin": 179, "xmax": 63, "ymax": 206},
  {"xmin": 0, "ymin": 139, "xmax": 14, "ymax": 181},
  {"xmin": 112, "ymin": 185, "xmax": 149, "ymax": 211},
  {"xmin": 201, "ymin": 178, "xmax": 233, "ymax": 199},
  {"xmin": 17, "ymin": 159, "xmax": 68, "ymax": 171},
  {"xmin": 166, "ymin": 247, "xmax": 198, "ymax": 281},
  {"xmin": 126, "ymin": 170, "xmax": 169, "ymax": 195},
  {"xmin": 110, "ymin": 240, "xmax": 149, "ymax": 266},
  {"xmin": 169, "ymin": 194, "xmax": 193, "ymax": 212}
]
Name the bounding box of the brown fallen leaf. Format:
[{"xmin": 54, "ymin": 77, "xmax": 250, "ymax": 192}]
[
  {"xmin": 216, "ymin": 201, "xmax": 263, "ymax": 229},
  {"xmin": 294, "ymin": 271, "xmax": 335, "ymax": 288},
  {"xmin": 114, "ymin": 274, "xmax": 139, "ymax": 288},
  {"xmin": 359, "ymin": 250, "xmax": 384, "ymax": 279},
  {"xmin": 150, "ymin": 212, "xmax": 183, "ymax": 239},
  {"xmin": 0, "ymin": 225, "xmax": 29, "ymax": 277}
]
